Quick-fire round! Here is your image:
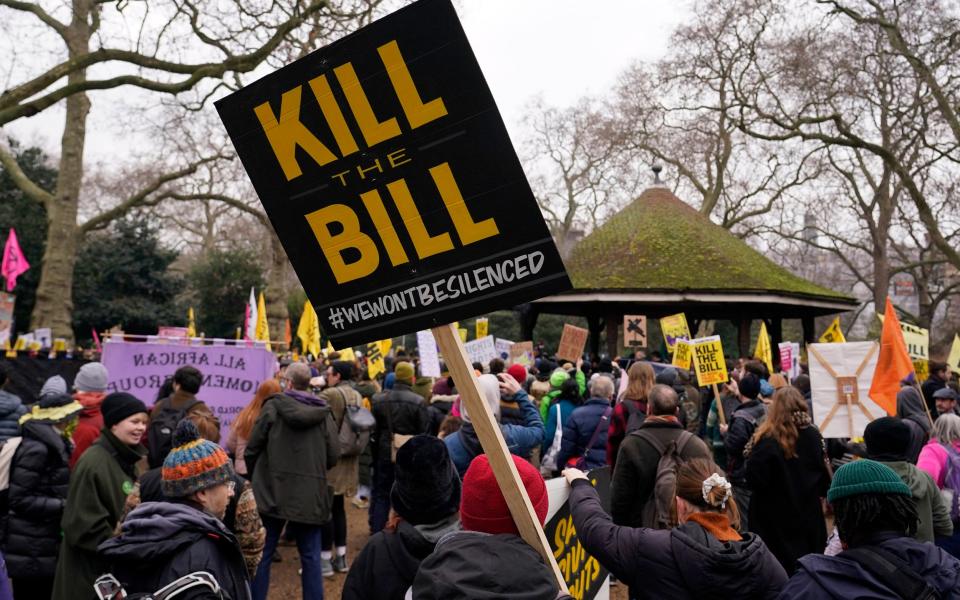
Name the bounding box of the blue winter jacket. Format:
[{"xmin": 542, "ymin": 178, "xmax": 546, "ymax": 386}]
[
  {"xmin": 541, "ymin": 399, "xmax": 576, "ymax": 455},
  {"xmin": 778, "ymin": 533, "xmax": 960, "ymax": 599},
  {"xmin": 556, "ymin": 398, "xmax": 611, "ymax": 470},
  {"xmin": 0, "ymin": 390, "xmax": 25, "ymax": 442},
  {"xmin": 445, "ymin": 389, "xmax": 543, "ymax": 479}
]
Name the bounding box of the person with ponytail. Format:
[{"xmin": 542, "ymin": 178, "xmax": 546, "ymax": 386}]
[
  {"xmin": 564, "ymin": 459, "xmax": 787, "ymax": 599},
  {"xmin": 744, "ymin": 386, "xmax": 830, "ymax": 573}
]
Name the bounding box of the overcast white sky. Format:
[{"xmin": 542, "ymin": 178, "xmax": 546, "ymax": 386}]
[{"xmin": 6, "ymin": 0, "xmax": 690, "ymax": 159}]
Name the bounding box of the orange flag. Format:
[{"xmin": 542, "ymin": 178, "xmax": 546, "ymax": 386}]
[
  {"xmin": 869, "ymin": 297, "xmax": 915, "ymax": 415},
  {"xmin": 284, "ymin": 318, "xmax": 292, "ymax": 348}
]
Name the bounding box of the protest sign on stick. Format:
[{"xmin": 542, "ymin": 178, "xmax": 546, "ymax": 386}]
[
  {"xmin": 672, "ymin": 338, "xmax": 692, "ymax": 371},
  {"xmin": 216, "ymin": 0, "xmax": 572, "ymax": 588},
  {"xmin": 509, "ymin": 341, "xmax": 534, "ymax": 366},
  {"xmin": 417, "ymin": 330, "xmax": 441, "ymax": 377},
  {"xmin": 691, "ymin": 335, "xmax": 728, "ymax": 425},
  {"xmin": 809, "ymin": 341, "xmax": 882, "ymax": 439},
  {"xmin": 557, "ymin": 324, "xmax": 588, "ymax": 363},
  {"xmin": 623, "ymin": 315, "xmax": 646, "ymax": 348},
  {"xmin": 660, "ymin": 313, "xmax": 690, "ymax": 353}
]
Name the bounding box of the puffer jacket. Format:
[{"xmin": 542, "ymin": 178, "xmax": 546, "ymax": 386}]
[
  {"xmin": 0, "ymin": 391, "xmax": 25, "ymax": 442},
  {"xmin": 370, "ymin": 383, "xmax": 431, "ymax": 464},
  {"xmin": 569, "ymin": 480, "xmax": 787, "ymax": 599},
  {"xmin": 725, "ymin": 399, "xmax": 766, "ymax": 483},
  {"xmin": 245, "ymin": 393, "xmax": 340, "ymax": 525},
  {"xmin": 556, "ymin": 397, "xmax": 611, "ymax": 470},
  {"xmin": 5, "ymin": 420, "xmax": 72, "ymax": 578},
  {"xmin": 99, "ymin": 500, "xmax": 251, "ymax": 600},
  {"xmin": 778, "ymin": 533, "xmax": 960, "ymax": 598}
]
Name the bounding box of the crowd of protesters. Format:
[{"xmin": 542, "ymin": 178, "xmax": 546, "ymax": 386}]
[{"xmin": 0, "ymin": 344, "xmax": 959, "ymax": 599}]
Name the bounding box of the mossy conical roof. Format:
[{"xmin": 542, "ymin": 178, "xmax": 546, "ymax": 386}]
[{"xmin": 565, "ymin": 186, "xmax": 852, "ymax": 301}]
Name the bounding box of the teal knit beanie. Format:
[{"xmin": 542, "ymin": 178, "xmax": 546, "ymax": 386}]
[{"xmin": 827, "ymin": 459, "xmax": 911, "ymax": 503}]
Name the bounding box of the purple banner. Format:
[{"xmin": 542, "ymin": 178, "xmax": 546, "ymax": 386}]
[{"xmin": 102, "ymin": 341, "xmax": 278, "ymax": 440}]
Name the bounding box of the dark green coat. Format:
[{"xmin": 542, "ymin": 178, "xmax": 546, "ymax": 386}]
[
  {"xmin": 52, "ymin": 429, "xmax": 145, "ymax": 600},
  {"xmin": 245, "ymin": 393, "xmax": 340, "ymax": 525}
]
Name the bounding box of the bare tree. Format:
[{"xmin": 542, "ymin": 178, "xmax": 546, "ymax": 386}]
[
  {"xmin": 522, "ymin": 96, "xmax": 639, "ymax": 257},
  {"xmin": 0, "ymin": 0, "xmax": 383, "ymax": 340}
]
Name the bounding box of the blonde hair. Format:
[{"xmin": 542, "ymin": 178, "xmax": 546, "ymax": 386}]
[{"xmin": 751, "ymin": 386, "xmax": 808, "ymax": 459}]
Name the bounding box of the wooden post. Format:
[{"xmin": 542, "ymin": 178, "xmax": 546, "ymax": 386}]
[
  {"xmin": 432, "ymin": 323, "xmax": 568, "ymax": 593},
  {"xmin": 712, "ymin": 383, "xmax": 727, "ymax": 426}
]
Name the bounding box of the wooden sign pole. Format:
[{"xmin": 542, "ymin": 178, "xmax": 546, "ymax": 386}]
[
  {"xmin": 712, "ymin": 383, "xmax": 727, "ymax": 426},
  {"xmin": 432, "ymin": 323, "xmax": 569, "ymax": 593}
]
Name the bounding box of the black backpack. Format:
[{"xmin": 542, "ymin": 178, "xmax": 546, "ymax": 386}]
[
  {"xmin": 623, "ymin": 399, "xmax": 647, "ymax": 434},
  {"xmin": 842, "ymin": 545, "xmax": 941, "ymax": 600},
  {"xmin": 147, "ymin": 397, "xmax": 203, "ymax": 468}
]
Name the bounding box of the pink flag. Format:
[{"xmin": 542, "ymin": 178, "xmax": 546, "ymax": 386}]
[
  {"xmin": 1, "ymin": 229, "xmax": 29, "ymax": 292},
  {"xmin": 92, "ymin": 328, "xmax": 102, "ymax": 354}
]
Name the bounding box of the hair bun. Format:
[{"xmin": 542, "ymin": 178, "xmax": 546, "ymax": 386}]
[{"xmin": 702, "ymin": 473, "xmax": 732, "ymax": 508}]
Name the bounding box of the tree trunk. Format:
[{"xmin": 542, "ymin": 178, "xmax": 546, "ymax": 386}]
[
  {"xmin": 30, "ymin": 3, "xmax": 93, "ymax": 342},
  {"xmin": 872, "ymin": 167, "xmax": 893, "ymax": 315},
  {"xmin": 265, "ymin": 229, "xmax": 290, "ymax": 346}
]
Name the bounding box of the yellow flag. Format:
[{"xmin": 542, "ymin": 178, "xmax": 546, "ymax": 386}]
[
  {"xmin": 819, "ymin": 317, "xmax": 846, "ymax": 344},
  {"xmin": 948, "ymin": 334, "xmax": 960, "ymax": 373},
  {"xmin": 255, "ymin": 292, "xmax": 271, "ymax": 350},
  {"xmin": 187, "ymin": 307, "xmax": 197, "ymax": 338},
  {"xmin": 366, "ymin": 339, "xmax": 393, "ymax": 378},
  {"xmin": 475, "ymin": 318, "xmax": 489, "ymax": 339},
  {"xmin": 753, "ymin": 321, "xmax": 773, "ymax": 374},
  {"xmin": 296, "ymin": 300, "xmax": 321, "ymax": 357}
]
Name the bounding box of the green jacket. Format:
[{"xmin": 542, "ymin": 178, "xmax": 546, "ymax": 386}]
[
  {"xmin": 52, "ymin": 429, "xmax": 145, "ymax": 600},
  {"xmin": 245, "ymin": 393, "xmax": 340, "ymax": 525},
  {"xmin": 881, "ymin": 459, "xmax": 953, "ymax": 543}
]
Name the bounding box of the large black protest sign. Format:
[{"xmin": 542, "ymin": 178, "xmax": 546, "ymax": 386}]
[{"xmin": 216, "ymin": 0, "xmax": 570, "ymax": 347}]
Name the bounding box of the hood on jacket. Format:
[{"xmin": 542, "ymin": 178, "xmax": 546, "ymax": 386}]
[
  {"xmin": 549, "ymin": 369, "xmax": 570, "ymax": 389},
  {"xmin": 789, "ymin": 535, "xmax": 960, "ymax": 599},
  {"xmin": 897, "ymin": 387, "xmax": 931, "ymax": 432},
  {"xmin": 670, "ymin": 521, "xmax": 787, "ymax": 597},
  {"xmin": 0, "ymin": 390, "xmax": 24, "ymax": 418},
  {"xmin": 98, "ymin": 501, "xmax": 237, "ymax": 563},
  {"xmin": 412, "ymin": 531, "xmax": 559, "ymax": 599},
  {"xmin": 273, "ymin": 393, "xmax": 331, "ymax": 429}
]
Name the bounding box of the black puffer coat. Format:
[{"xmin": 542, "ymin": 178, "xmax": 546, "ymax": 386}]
[
  {"xmin": 5, "ymin": 420, "xmax": 72, "ymax": 578},
  {"xmin": 569, "ymin": 480, "xmax": 787, "ymax": 599},
  {"xmin": 99, "ymin": 500, "xmax": 250, "ymax": 599}
]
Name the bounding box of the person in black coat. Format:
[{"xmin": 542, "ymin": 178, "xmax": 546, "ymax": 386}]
[
  {"xmin": 556, "ymin": 377, "xmax": 614, "ymax": 470},
  {"xmin": 744, "ymin": 387, "xmax": 830, "ymax": 574},
  {"xmin": 343, "ymin": 435, "xmax": 461, "ymax": 600},
  {"xmin": 722, "ymin": 374, "xmax": 766, "ymax": 530},
  {"xmin": 369, "ymin": 362, "xmax": 431, "ymax": 533},
  {"xmin": 6, "ymin": 392, "xmax": 82, "ymax": 600},
  {"xmin": 564, "ymin": 458, "xmax": 787, "ymax": 600}
]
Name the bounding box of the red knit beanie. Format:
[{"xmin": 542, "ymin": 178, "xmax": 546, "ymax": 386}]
[
  {"xmin": 507, "ymin": 364, "xmax": 528, "ymax": 384},
  {"xmin": 460, "ymin": 454, "xmax": 548, "ymax": 535}
]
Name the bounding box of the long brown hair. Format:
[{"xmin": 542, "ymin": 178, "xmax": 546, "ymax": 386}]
[
  {"xmin": 751, "ymin": 386, "xmax": 808, "ymax": 459},
  {"xmin": 622, "ymin": 361, "xmax": 654, "ymax": 402},
  {"xmin": 233, "ymin": 379, "xmax": 282, "ymax": 439},
  {"xmin": 672, "ymin": 458, "xmax": 740, "ymax": 529}
]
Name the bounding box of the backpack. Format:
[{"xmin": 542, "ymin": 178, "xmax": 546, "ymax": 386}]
[
  {"xmin": 842, "ymin": 545, "xmax": 941, "ymax": 600},
  {"xmin": 634, "ymin": 429, "xmax": 694, "ymax": 529},
  {"xmin": 94, "ymin": 571, "xmax": 222, "ymax": 600},
  {"xmin": 623, "ymin": 399, "xmax": 647, "ymax": 434},
  {"xmin": 147, "ymin": 397, "xmax": 203, "ymax": 468},
  {"xmin": 941, "ymin": 444, "xmax": 960, "ymax": 522},
  {"xmin": 333, "ymin": 388, "xmax": 375, "ymax": 458}
]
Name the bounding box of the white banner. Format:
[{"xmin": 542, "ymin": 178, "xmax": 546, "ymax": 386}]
[
  {"xmin": 417, "ymin": 330, "xmax": 441, "ymax": 378},
  {"xmin": 464, "ymin": 335, "xmax": 498, "ymax": 366}
]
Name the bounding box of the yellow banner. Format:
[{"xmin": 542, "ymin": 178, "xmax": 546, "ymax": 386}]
[
  {"xmin": 692, "ymin": 336, "xmax": 728, "ymax": 387},
  {"xmin": 948, "ymin": 334, "xmax": 960, "ymax": 372},
  {"xmin": 475, "ymin": 318, "xmax": 488, "ymax": 340},
  {"xmin": 660, "ymin": 313, "xmax": 690, "ymax": 353},
  {"xmin": 819, "ymin": 317, "xmax": 846, "ymax": 344},
  {"xmin": 672, "ymin": 338, "xmax": 692, "ymax": 370}
]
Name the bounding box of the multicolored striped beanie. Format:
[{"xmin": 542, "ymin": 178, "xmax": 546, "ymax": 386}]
[{"xmin": 162, "ymin": 419, "xmax": 234, "ymax": 498}]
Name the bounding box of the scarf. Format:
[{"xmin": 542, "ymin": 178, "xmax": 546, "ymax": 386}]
[
  {"xmin": 74, "ymin": 391, "xmax": 106, "ymax": 411},
  {"xmin": 686, "ymin": 512, "xmax": 741, "ymax": 542},
  {"xmin": 644, "ymin": 414, "xmax": 680, "ymax": 426}
]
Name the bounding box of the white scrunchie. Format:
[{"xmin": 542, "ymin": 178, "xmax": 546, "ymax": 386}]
[{"xmin": 702, "ymin": 473, "xmax": 732, "ymax": 508}]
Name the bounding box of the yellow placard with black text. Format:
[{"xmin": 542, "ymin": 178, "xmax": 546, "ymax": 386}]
[{"xmin": 692, "ymin": 335, "xmax": 728, "ymax": 387}]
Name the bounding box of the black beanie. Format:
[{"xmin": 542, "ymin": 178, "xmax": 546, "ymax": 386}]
[
  {"xmin": 391, "ymin": 435, "xmax": 460, "ymax": 525},
  {"xmin": 102, "ymin": 392, "xmax": 148, "ymax": 428},
  {"xmin": 864, "ymin": 416, "xmax": 912, "ymax": 462},
  {"xmin": 739, "ymin": 374, "xmax": 761, "ymax": 400}
]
